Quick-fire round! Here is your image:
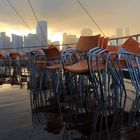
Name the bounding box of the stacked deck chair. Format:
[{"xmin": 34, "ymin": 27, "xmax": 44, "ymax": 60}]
[
  {"xmin": 61, "ymin": 35, "xmax": 101, "ymax": 139},
  {"xmin": 28, "ymin": 49, "xmax": 47, "ymax": 126},
  {"xmin": 42, "ymin": 45, "xmax": 64, "ymax": 134},
  {"xmin": 119, "ymin": 37, "xmax": 140, "ymax": 140},
  {"xmin": 9, "ymin": 52, "xmax": 23, "ymax": 85},
  {"xmin": 0, "ymin": 51, "xmax": 6, "ymax": 85},
  {"xmin": 93, "ymin": 37, "xmax": 140, "ymax": 140}
]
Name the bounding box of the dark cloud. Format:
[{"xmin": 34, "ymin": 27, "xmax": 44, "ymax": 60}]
[{"xmin": 0, "ymin": 0, "xmax": 140, "ymax": 36}]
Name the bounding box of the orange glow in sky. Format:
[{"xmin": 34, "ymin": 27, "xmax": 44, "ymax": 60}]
[
  {"xmin": 0, "ymin": 0, "xmax": 140, "ymax": 41},
  {"xmin": 48, "ymin": 29, "xmax": 63, "ymax": 43},
  {"xmin": 0, "ymin": 23, "xmax": 63, "ymax": 43}
]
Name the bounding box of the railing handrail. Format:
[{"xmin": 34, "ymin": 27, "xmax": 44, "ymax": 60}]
[
  {"xmin": 109, "ymin": 33, "xmax": 140, "ymax": 41},
  {"xmin": 0, "ymin": 43, "xmax": 77, "ymax": 50}
]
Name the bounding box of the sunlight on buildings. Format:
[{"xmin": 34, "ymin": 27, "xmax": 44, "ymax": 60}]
[
  {"xmin": 48, "ymin": 30, "xmax": 63, "ymax": 43},
  {"xmin": 7, "ymin": 29, "xmax": 35, "ymax": 37},
  {"xmin": 0, "ymin": 22, "xmax": 63, "ymax": 44}
]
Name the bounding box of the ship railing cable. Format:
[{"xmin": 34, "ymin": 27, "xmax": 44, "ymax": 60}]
[
  {"xmin": 6, "ymin": 0, "xmax": 42, "ymax": 45},
  {"xmin": 27, "ymin": 0, "xmax": 48, "ymax": 47},
  {"xmin": 76, "ymin": 0, "xmax": 112, "ymax": 45}
]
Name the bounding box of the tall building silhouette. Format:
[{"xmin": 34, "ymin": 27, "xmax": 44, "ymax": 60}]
[
  {"xmin": 12, "ymin": 34, "xmax": 23, "ymax": 52},
  {"xmin": 62, "ymin": 33, "xmax": 78, "ymax": 50},
  {"xmin": 63, "ymin": 33, "xmax": 78, "ymax": 44},
  {"xmin": 125, "ymin": 27, "xmax": 130, "ymax": 36},
  {"xmin": 81, "ymin": 28, "xmax": 93, "ymax": 36},
  {"xmin": 36, "ymin": 20, "xmax": 48, "ymax": 46},
  {"xmin": 116, "ymin": 28, "xmax": 123, "ymax": 37},
  {"xmin": 24, "ymin": 34, "xmax": 40, "ymax": 52},
  {"xmin": 116, "ymin": 28, "xmax": 123, "ymax": 45},
  {"xmin": 0, "ymin": 32, "xmax": 11, "ymax": 54}
]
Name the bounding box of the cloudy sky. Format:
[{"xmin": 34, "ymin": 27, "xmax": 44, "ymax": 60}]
[{"xmin": 0, "ymin": 0, "xmax": 140, "ymax": 40}]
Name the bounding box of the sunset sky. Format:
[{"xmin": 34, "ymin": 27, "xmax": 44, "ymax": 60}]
[{"xmin": 0, "ymin": 0, "xmax": 140, "ymax": 41}]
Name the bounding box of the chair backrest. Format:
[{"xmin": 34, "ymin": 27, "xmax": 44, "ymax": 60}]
[
  {"xmin": 9, "ymin": 52, "xmax": 20, "ymax": 58},
  {"xmin": 42, "ymin": 45, "xmax": 61, "ymax": 60},
  {"xmin": 108, "ymin": 45, "xmax": 120, "ymax": 53},
  {"xmin": 102, "ymin": 37, "xmax": 109, "ymax": 50},
  {"xmin": 99, "ymin": 36, "xmax": 104, "ymax": 48},
  {"xmin": 49, "ymin": 44, "xmax": 57, "ymax": 49},
  {"xmin": 76, "ymin": 34, "xmax": 100, "ymax": 52},
  {"xmin": 122, "ymin": 37, "xmax": 140, "ymax": 55},
  {"xmin": 108, "ymin": 45, "xmax": 120, "ymax": 59}
]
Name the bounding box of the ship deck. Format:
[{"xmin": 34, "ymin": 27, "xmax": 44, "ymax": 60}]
[
  {"xmin": 0, "ymin": 81, "xmax": 140, "ymax": 140},
  {"xmin": 0, "ymin": 84, "xmax": 62, "ymax": 140}
]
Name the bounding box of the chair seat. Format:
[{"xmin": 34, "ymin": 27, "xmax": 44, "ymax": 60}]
[
  {"xmin": 64, "ymin": 58, "xmax": 128, "ymax": 74},
  {"xmin": 45, "ymin": 64, "xmax": 62, "ymax": 70},
  {"xmin": 34, "ymin": 61, "xmax": 62, "ymax": 70},
  {"xmin": 64, "ymin": 59, "xmax": 105, "ymax": 74}
]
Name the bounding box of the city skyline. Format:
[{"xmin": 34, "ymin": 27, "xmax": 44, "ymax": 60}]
[
  {"xmin": 0, "ymin": 26, "xmax": 131, "ymax": 43},
  {"xmin": 0, "ymin": 0, "xmax": 139, "ymax": 40},
  {"xmin": 0, "ymin": 24, "xmax": 131, "ymax": 54}
]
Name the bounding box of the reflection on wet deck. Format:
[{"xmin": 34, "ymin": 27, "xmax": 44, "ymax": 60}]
[
  {"xmin": 0, "ymin": 80, "xmax": 139, "ymax": 140},
  {"xmin": 0, "ymin": 84, "xmax": 62, "ymax": 140}
]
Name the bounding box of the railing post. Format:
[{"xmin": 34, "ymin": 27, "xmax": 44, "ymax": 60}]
[
  {"xmin": 116, "ymin": 39, "xmax": 119, "ymax": 46},
  {"xmin": 136, "ymin": 35, "xmax": 139, "ymax": 42}
]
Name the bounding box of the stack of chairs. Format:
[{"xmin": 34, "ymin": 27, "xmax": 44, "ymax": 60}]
[
  {"xmin": 18, "ymin": 52, "xmax": 30, "ymax": 87},
  {"xmin": 28, "ymin": 36, "xmax": 140, "ymax": 140},
  {"xmin": 90, "ymin": 46, "xmax": 127, "ymax": 140},
  {"xmin": 29, "ymin": 46, "xmax": 64, "ymax": 132},
  {"xmin": 0, "ymin": 51, "xmax": 6, "ymax": 85},
  {"xmin": 120, "ymin": 37, "xmax": 140, "ymax": 139},
  {"xmin": 42, "ymin": 45, "xmax": 64, "ymax": 134},
  {"xmin": 28, "ymin": 49, "xmax": 47, "ymax": 125},
  {"xmin": 8, "ymin": 52, "xmax": 22, "ymax": 86},
  {"xmin": 8, "ymin": 51, "xmax": 30, "ymax": 87},
  {"xmin": 61, "ymin": 35, "xmax": 101, "ymax": 139},
  {"xmin": 88, "ymin": 37, "xmax": 140, "ymax": 140}
]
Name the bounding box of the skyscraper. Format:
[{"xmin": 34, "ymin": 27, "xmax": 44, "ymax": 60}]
[
  {"xmin": 0, "ymin": 32, "xmax": 11, "ymax": 54},
  {"xmin": 81, "ymin": 28, "xmax": 93, "ymax": 36},
  {"xmin": 125, "ymin": 27, "xmax": 130, "ymax": 36},
  {"xmin": 116, "ymin": 28, "xmax": 123, "ymax": 37},
  {"xmin": 36, "ymin": 20, "xmax": 48, "ymax": 46},
  {"xmin": 116, "ymin": 28, "xmax": 123, "ymax": 45},
  {"xmin": 24, "ymin": 33, "xmax": 41, "ymax": 52},
  {"xmin": 12, "ymin": 34, "xmax": 23, "ymax": 52},
  {"xmin": 63, "ymin": 33, "xmax": 78, "ymax": 44}
]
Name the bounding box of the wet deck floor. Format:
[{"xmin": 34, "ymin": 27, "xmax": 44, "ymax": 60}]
[
  {"xmin": 0, "ymin": 82, "xmax": 140, "ymax": 140},
  {"xmin": 0, "ymin": 84, "xmax": 62, "ymax": 140}
]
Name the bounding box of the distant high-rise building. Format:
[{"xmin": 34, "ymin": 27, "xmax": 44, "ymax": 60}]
[
  {"xmin": 12, "ymin": 34, "xmax": 23, "ymax": 52},
  {"xmin": 63, "ymin": 33, "xmax": 78, "ymax": 44},
  {"xmin": 48, "ymin": 41, "xmax": 60, "ymax": 46},
  {"xmin": 110, "ymin": 35, "xmax": 116, "ymax": 45},
  {"xmin": 116, "ymin": 28, "xmax": 123, "ymax": 37},
  {"xmin": 116, "ymin": 28, "xmax": 123, "ymax": 45},
  {"xmin": 62, "ymin": 33, "xmax": 78, "ymax": 50},
  {"xmin": 0, "ymin": 32, "xmax": 11, "ymax": 54},
  {"xmin": 36, "ymin": 20, "xmax": 48, "ymax": 46},
  {"xmin": 24, "ymin": 34, "xmax": 41, "ymax": 52},
  {"xmin": 125, "ymin": 27, "xmax": 130, "ymax": 36},
  {"xmin": 81, "ymin": 28, "xmax": 93, "ymax": 36}
]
